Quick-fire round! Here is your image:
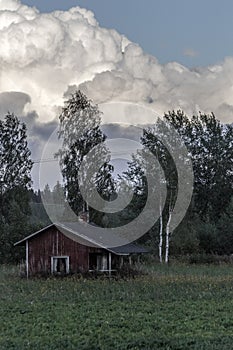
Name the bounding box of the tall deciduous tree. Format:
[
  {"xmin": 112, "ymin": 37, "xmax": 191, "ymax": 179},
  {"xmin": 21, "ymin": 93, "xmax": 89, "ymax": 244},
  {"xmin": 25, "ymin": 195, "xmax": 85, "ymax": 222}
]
[
  {"xmin": 141, "ymin": 120, "xmax": 178, "ymax": 263},
  {"xmin": 0, "ymin": 113, "xmax": 33, "ymax": 262},
  {"xmin": 0, "ymin": 113, "xmax": 32, "ymax": 193},
  {"xmin": 164, "ymin": 111, "xmax": 233, "ymax": 222},
  {"xmin": 121, "ymin": 111, "xmax": 232, "ymax": 261},
  {"xmin": 57, "ymin": 90, "xmax": 115, "ymax": 221}
]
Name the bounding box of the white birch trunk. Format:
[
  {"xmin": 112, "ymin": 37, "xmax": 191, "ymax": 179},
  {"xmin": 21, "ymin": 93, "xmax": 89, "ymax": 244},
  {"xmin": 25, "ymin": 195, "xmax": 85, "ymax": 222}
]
[
  {"xmin": 159, "ymin": 204, "xmax": 163, "ymax": 263},
  {"xmin": 165, "ymin": 210, "xmax": 172, "ymax": 264}
]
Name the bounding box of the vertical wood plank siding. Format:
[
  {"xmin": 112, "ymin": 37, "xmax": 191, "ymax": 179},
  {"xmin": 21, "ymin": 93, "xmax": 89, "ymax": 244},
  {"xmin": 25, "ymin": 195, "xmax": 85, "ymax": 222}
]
[{"xmin": 28, "ymin": 226, "xmax": 103, "ymax": 275}]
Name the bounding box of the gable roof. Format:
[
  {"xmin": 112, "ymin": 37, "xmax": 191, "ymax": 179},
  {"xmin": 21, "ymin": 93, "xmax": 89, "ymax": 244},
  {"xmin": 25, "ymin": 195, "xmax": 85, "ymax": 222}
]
[{"xmin": 14, "ymin": 222, "xmax": 149, "ymax": 255}]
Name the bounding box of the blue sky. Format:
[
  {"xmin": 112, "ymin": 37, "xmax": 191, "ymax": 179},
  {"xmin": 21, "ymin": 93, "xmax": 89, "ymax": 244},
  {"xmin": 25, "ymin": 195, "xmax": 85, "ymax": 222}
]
[{"xmin": 22, "ymin": 0, "xmax": 233, "ymax": 68}]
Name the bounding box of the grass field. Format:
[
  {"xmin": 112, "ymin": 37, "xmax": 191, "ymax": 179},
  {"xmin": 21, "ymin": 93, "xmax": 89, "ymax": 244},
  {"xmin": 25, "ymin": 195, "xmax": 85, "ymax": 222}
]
[{"xmin": 1, "ymin": 263, "xmax": 233, "ymax": 349}]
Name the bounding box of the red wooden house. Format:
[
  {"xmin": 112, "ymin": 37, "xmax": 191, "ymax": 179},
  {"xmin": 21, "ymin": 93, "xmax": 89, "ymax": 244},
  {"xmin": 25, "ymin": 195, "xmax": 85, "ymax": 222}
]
[{"xmin": 14, "ymin": 221, "xmax": 148, "ymax": 277}]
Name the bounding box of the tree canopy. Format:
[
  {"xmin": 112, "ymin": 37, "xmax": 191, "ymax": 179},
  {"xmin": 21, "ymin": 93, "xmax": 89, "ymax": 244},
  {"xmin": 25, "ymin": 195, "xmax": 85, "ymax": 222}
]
[
  {"xmin": 56, "ymin": 90, "xmax": 115, "ymax": 222},
  {"xmin": 0, "ymin": 113, "xmax": 33, "ymax": 262}
]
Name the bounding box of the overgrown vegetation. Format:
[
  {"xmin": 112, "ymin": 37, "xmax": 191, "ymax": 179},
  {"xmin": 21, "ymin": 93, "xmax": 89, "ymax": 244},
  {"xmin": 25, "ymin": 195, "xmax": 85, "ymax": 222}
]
[{"xmin": 2, "ymin": 264, "xmax": 233, "ymax": 349}]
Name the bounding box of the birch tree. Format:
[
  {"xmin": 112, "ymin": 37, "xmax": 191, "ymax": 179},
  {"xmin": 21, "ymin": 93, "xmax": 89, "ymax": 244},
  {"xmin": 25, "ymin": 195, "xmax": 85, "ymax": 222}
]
[
  {"xmin": 57, "ymin": 90, "xmax": 115, "ymax": 222},
  {"xmin": 142, "ymin": 120, "xmax": 179, "ymax": 264}
]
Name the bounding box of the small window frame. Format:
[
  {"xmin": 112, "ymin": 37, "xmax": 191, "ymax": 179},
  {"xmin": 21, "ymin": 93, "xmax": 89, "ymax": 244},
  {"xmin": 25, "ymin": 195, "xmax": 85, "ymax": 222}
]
[{"xmin": 51, "ymin": 256, "xmax": 70, "ymax": 274}]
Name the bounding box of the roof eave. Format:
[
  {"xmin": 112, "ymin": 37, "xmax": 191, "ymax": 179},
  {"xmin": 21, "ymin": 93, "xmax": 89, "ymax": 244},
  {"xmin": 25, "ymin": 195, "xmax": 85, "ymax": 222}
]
[
  {"xmin": 14, "ymin": 224, "xmax": 54, "ymax": 246},
  {"xmin": 14, "ymin": 222, "xmax": 149, "ymax": 255}
]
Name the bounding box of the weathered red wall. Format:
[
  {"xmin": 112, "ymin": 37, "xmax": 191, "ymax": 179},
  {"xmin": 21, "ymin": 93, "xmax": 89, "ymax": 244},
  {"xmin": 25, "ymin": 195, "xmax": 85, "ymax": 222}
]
[{"xmin": 28, "ymin": 226, "xmax": 103, "ymax": 275}]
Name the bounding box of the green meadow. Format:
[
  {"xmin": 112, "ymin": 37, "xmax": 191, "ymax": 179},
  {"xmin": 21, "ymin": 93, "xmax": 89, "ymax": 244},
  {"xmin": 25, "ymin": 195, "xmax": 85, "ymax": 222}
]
[{"xmin": 1, "ymin": 264, "xmax": 233, "ymax": 349}]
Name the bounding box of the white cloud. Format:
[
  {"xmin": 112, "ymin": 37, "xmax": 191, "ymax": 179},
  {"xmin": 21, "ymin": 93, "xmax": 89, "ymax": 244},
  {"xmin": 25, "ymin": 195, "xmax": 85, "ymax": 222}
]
[{"xmin": 0, "ymin": 0, "xmax": 232, "ymax": 133}]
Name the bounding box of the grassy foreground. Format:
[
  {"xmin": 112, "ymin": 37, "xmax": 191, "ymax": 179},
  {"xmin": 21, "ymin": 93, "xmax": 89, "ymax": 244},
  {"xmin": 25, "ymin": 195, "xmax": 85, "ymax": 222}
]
[{"xmin": 1, "ymin": 264, "xmax": 233, "ymax": 349}]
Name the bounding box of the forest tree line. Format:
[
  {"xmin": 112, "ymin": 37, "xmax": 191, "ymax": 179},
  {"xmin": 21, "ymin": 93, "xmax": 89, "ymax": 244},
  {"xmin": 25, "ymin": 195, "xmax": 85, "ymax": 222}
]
[{"xmin": 0, "ymin": 91, "xmax": 232, "ymax": 263}]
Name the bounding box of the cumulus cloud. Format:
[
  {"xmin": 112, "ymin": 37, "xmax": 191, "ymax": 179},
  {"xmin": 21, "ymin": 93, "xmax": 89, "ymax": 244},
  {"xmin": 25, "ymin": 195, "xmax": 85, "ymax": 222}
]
[
  {"xmin": 0, "ymin": 0, "xmax": 126, "ymax": 123},
  {"xmin": 1, "ymin": 0, "xmax": 233, "ymax": 188},
  {"xmin": 0, "ymin": 91, "xmax": 30, "ymax": 115},
  {"xmin": 0, "ymin": 0, "xmax": 233, "ymax": 128},
  {"xmin": 0, "ymin": 0, "xmax": 233, "ymax": 185}
]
